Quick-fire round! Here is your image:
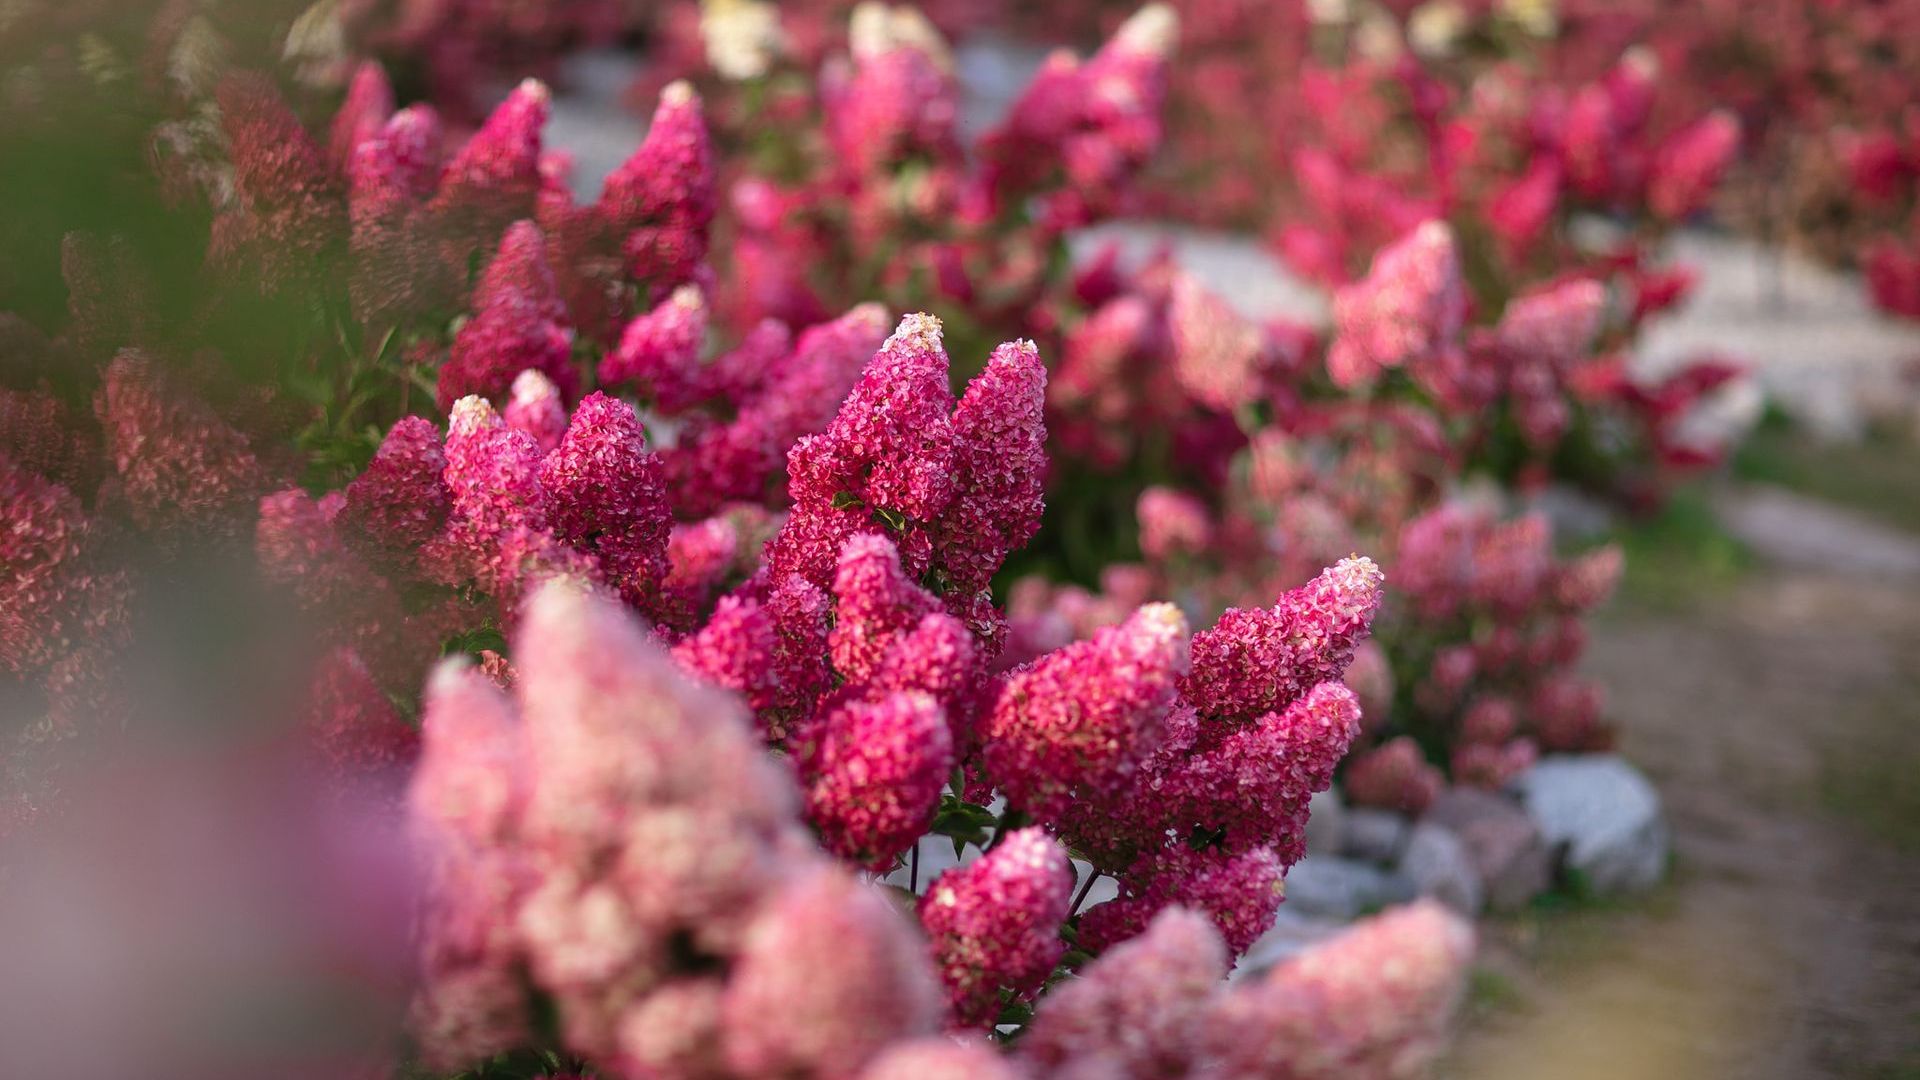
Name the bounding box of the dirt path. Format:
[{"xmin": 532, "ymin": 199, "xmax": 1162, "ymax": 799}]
[{"xmin": 1442, "ymin": 488, "xmax": 1920, "ymax": 1080}]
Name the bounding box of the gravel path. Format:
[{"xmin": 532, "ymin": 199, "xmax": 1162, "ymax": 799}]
[{"xmin": 1442, "ymin": 487, "xmax": 1920, "ymax": 1080}]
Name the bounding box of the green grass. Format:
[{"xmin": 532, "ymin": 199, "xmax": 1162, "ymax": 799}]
[
  {"xmin": 1465, "ymin": 966, "xmax": 1527, "ymax": 1017},
  {"xmin": 1606, "ymin": 487, "xmax": 1753, "ymax": 611},
  {"xmin": 1735, "ymin": 412, "xmax": 1920, "ymax": 536}
]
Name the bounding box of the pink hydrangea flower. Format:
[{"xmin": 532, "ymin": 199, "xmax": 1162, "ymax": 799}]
[
  {"xmin": 936, "ymin": 338, "xmax": 1048, "ymax": 597},
  {"xmin": 328, "ymin": 60, "xmax": 394, "ymax": 171},
  {"xmin": 0, "ymin": 386, "xmax": 97, "ymax": 495},
  {"xmin": 919, "ymin": 826, "xmax": 1073, "ymax": 1026},
  {"xmin": 503, "ymin": 369, "xmax": 569, "ymax": 453},
  {"xmin": 1342, "ymin": 736, "xmax": 1443, "ymax": 814},
  {"xmin": 407, "ymin": 662, "xmax": 532, "ymax": 1069},
  {"xmin": 1170, "ymin": 274, "xmax": 1271, "ymax": 412},
  {"xmin": 722, "ymin": 867, "xmax": 942, "ymax": 1078},
  {"xmin": 1325, "ymin": 221, "xmax": 1466, "ymax": 391},
  {"xmin": 438, "ymin": 396, "xmax": 551, "ymax": 580},
  {"xmin": 208, "ymin": 72, "xmax": 343, "ymax": 290},
  {"xmin": 858, "ymin": 1037, "xmax": 1023, "ymax": 1080},
  {"xmin": 1451, "ymin": 738, "xmax": 1538, "ymax": 791},
  {"xmin": 804, "ymin": 691, "xmax": 953, "ymax": 871},
  {"xmin": 982, "ymin": 602, "xmax": 1189, "ymax": 821},
  {"xmin": 829, "ymin": 532, "xmax": 943, "ymax": 685},
  {"xmin": 96, "ymin": 351, "xmax": 266, "ymax": 537},
  {"xmin": 826, "ymin": 5, "xmax": 962, "ymax": 178},
  {"xmin": 436, "ymin": 221, "xmax": 577, "ymax": 410},
  {"xmin": 601, "ymin": 80, "xmax": 715, "ymax": 290},
  {"xmin": 303, "ymin": 646, "xmax": 419, "ymax": 777},
  {"xmin": 671, "ymin": 593, "xmax": 779, "ymax": 708},
  {"xmin": 1, "ymin": 457, "xmax": 110, "ymax": 676},
  {"xmin": 1182, "ymin": 556, "xmax": 1384, "ymax": 720},
  {"xmin": 767, "ymin": 312, "xmax": 957, "ymax": 585},
  {"xmin": 538, "ymin": 392, "xmax": 671, "ymax": 611},
  {"xmin": 342, "ymin": 415, "xmax": 451, "ymax": 568},
  {"xmin": 431, "ymin": 79, "xmax": 548, "ymax": 247},
  {"xmin": 1493, "ymin": 278, "xmax": 1606, "ymax": 371},
  {"xmin": 1137, "ymin": 485, "xmax": 1213, "ymax": 561},
  {"xmin": 1204, "ymin": 900, "xmax": 1475, "ymax": 1079},
  {"xmin": 598, "ymin": 284, "xmax": 710, "ymax": 408},
  {"xmin": 1022, "ymin": 905, "xmax": 1227, "ymax": 1078},
  {"xmin": 663, "ymin": 303, "xmax": 888, "ymax": 516},
  {"xmin": 1649, "ymin": 112, "xmax": 1740, "ymax": 221},
  {"xmin": 1078, "ymin": 845, "xmax": 1285, "ymax": 957},
  {"xmin": 348, "ymin": 104, "xmax": 454, "ymax": 325}
]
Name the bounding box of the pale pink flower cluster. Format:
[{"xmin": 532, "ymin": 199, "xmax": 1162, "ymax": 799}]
[{"xmin": 408, "ymin": 581, "xmax": 944, "ymax": 1074}]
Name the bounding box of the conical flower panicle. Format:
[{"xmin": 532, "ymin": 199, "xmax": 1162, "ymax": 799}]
[
  {"xmin": 1, "ymin": 456, "xmax": 117, "ymax": 677},
  {"xmin": 1203, "ymin": 900, "xmax": 1475, "ymax": 1079},
  {"xmin": 600, "ymin": 80, "xmax": 716, "ymax": 291},
  {"xmin": 597, "ymin": 284, "xmax": 710, "ymax": 409},
  {"xmin": 765, "ymin": 313, "xmax": 1048, "ymax": 621},
  {"xmin": 1326, "ymin": 221, "xmax": 1465, "ymax": 391},
  {"xmin": 431, "ymin": 79, "xmax": 549, "ymax": 248},
  {"xmin": 982, "ymin": 601, "xmax": 1189, "ymax": 822},
  {"xmin": 210, "ymin": 72, "xmax": 344, "ymax": 290},
  {"xmin": 328, "ymin": 60, "xmax": 394, "ymax": 172},
  {"xmin": 825, "ymin": 4, "xmax": 962, "ymax": 179},
  {"xmin": 1650, "ymin": 111, "xmax": 1740, "ymax": 221},
  {"xmin": 436, "ymin": 221, "xmax": 577, "ymax": 410},
  {"xmin": 407, "ymin": 662, "xmax": 533, "ymax": 1069},
  {"xmin": 1021, "ymin": 906, "xmax": 1227, "ymax": 1078},
  {"xmin": 937, "ymin": 338, "xmax": 1048, "ymax": 597},
  {"xmin": 97, "ymin": 351, "xmax": 266, "ymax": 538},
  {"xmin": 803, "ymin": 690, "xmax": 953, "ymax": 871},
  {"xmin": 919, "ymin": 826, "xmax": 1073, "ymax": 1027},
  {"xmin": 537, "ymin": 393, "xmax": 671, "ymax": 612},
  {"xmin": 342, "ymin": 415, "xmax": 451, "ymax": 568},
  {"xmin": 1181, "ymin": 556, "xmax": 1384, "ymax": 721},
  {"xmin": 721, "ymin": 866, "xmax": 942, "ymax": 1078},
  {"xmin": 349, "ymin": 105, "xmax": 456, "ymax": 324},
  {"xmin": 502, "ymin": 368, "xmax": 569, "ymax": 453}
]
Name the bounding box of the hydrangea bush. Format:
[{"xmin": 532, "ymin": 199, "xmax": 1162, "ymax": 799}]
[{"xmin": 0, "ymin": 1, "xmax": 1802, "ymax": 1075}]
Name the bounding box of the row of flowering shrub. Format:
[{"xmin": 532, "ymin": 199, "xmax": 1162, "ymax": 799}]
[
  {"xmin": 633, "ymin": 0, "xmax": 1920, "ymax": 322},
  {"xmin": 0, "ymin": 1, "xmax": 1760, "ymax": 1075}
]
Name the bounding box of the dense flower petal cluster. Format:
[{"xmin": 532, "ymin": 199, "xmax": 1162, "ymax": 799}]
[
  {"xmin": 1021, "ymin": 906, "xmax": 1228, "ymax": 1078},
  {"xmin": 765, "ymin": 314, "xmax": 1046, "ymax": 630},
  {"xmin": 408, "ymin": 580, "xmax": 957, "ymax": 1075},
  {"xmin": 436, "ymin": 221, "xmax": 577, "ymax": 410},
  {"xmin": 97, "ymin": 351, "xmax": 267, "ymax": 538},
  {"xmin": 977, "ymin": 4, "xmax": 1178, "ymax": 229},
  {"xmin": 1326, "ymin": 222, "xmax": 1466, "ymax": 392},
  {"xmin": 981, "ymin": 601, "xmax": 1190, "ymax": 822},
  {"xmin": 662, "ymin": 303, "xmax": 889, "ymax": 515},
  {"xmin": 803, "ymin": 691, "xmax": 953, "ymax": 870},
  {"xmin": 209, "ymin": 72, "xmax": 344, "ymax": 291},
  {"xmin": 919, "ymin": 826, "xmax": 1074, "ymax": 1027},
  {"xmin": 1204, "ymin": 900, "xmax": 1476, "ymax": 1079}
]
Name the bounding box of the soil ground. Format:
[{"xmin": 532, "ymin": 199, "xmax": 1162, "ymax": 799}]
[{"xmin": 1440, "ymin": 468, "xmax": 1920, "ymax": 1079}]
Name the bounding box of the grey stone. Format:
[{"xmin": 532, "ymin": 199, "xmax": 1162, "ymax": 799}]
[
  {"xmin": 1399, "ymin": 822, "xmax": 1485, "ymax": 916},
  {"xmin": 1516, "ymin": 754, "xmax": 1670, "ymax": 896},
  {"xmin": 1282, "ymin": 855, "xmax": 1417, "ymax": 922},
  {"xmin": 1233, "ymin": 908, "xmax": 1347, "ymax": 981},
  {"xmin": 1305, "ymin": 787, "xmax": 1348, "ymax": 857},
  {"xmin": 1342, "ymin": 808, "xmax": 1413, "ymax": 864},
  {"xmin": 1422, "ymin": 788, "xmax": 1552, "ymax": 911}
]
